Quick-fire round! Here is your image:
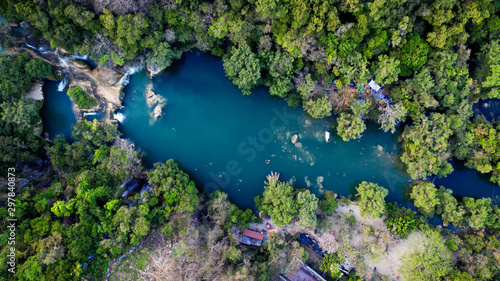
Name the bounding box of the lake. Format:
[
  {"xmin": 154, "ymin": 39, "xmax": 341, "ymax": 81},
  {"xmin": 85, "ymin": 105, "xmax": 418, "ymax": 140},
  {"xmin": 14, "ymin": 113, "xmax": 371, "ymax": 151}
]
[{"xmin": 41, "ymin": 52, "xmax": 499, "ymax": 209}]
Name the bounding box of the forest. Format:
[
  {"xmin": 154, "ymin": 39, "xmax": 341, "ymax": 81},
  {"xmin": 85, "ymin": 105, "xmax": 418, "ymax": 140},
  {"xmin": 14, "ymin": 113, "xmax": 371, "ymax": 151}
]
[{"xmin": 0, "ymin": 0, "xmax": 499, "ymax": 280}]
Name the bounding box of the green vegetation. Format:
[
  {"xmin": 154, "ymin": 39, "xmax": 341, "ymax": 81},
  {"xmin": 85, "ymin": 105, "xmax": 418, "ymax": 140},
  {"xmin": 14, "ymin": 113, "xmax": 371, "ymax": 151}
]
[
  {"xmin": 254, "ymin": 177, "xmax": 318, "ymax": 228},
  {"xmin": 356, "ymin": 181, "xmax": 388, "ymax": 219},
  {"xmin": 410, "ymin": 182, "xmax": 440, "ymax": 217},
  {"xmin": 0, "ymin": 53, "xmax": 52, "ymax": 169},
  {"xmin": 1, "ymin": 0, "xmax": 500, "ymax": 280},
  {"xmin": 67, "ymin": 86, "xmax": 98, "ymax": 109},
  {"xmin": 399, "ymin": 229, "xmax": 453, "ymax": 281},
  {"xmin": 320, "ymin": 253, "xmax": 342, "ymax": 279},
  {"xmin": 318, "ymin": 190, "xmax": 338, "ymax": 216}
]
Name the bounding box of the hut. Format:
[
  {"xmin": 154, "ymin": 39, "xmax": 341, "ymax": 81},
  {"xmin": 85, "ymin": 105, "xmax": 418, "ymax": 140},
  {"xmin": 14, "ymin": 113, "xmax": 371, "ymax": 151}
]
[{"xmin": 241, "ymin": 229, "xmax": 264, "ymax": 247}]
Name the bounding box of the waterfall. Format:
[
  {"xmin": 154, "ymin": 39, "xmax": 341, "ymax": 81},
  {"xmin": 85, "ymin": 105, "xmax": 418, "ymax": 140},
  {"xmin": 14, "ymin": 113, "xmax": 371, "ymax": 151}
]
[
  {"xmin": 71, "ymin": 53, "xmax": 89, "ymax": 60},
  {"xmin": 57, "ymin": 76, "xmax": 68, "ymax": 92},
  {"xmin": 57, "ymin": 67, "xmax": 68, "ymax": 92},
  {"xmin": 113, "ymin": 112, "xmax": 126, "ymax": 123},
  {"xmin": 115, "ymin": 64, "xmax": 143, "ymax": 86}
]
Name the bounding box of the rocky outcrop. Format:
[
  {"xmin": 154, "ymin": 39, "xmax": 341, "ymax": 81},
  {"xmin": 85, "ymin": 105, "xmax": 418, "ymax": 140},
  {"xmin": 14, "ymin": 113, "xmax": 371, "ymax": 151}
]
[
  {"xmin": 146, "ymin": 64, "xmax": 164, "ymax": 79},
  {"xmin": 153, "ymin": 104, "xmax": 163, "ymax": 119},
  {"xmin": 24, "ymin": 83, "xmax": 44, "ymax": 100},
  {"xmin": 92, "ymin": 66, "xmax": 124, "ymax": 87},
  {"xmin": 145, "ymin": 83, "xmax": 166, "ymax": 122}
]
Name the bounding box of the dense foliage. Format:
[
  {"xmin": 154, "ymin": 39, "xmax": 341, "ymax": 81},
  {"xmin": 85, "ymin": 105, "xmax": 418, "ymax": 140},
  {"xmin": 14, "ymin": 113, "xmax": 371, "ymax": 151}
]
[
  {"xmin": 254, "ymin": 177, "xmax": 318, "ymax": 228},
  {"xmin": 1, "ymin": 0, "xmax": 500, "ymax": 280},
  {"xmin": 0, "ymin": 53, "xmax": 52, "ymax": 169},
  {"xmin": 356, "ymin": 181, "xmax": 388, "ymax": 219},
  {"xmin": 66, "ymin": 86, "xmax": 97, "ymax": 109}
]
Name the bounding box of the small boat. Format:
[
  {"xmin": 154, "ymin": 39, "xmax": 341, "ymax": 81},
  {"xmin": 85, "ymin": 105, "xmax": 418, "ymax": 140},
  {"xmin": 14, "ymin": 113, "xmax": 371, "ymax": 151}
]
[{"xmin": 325, "ymin": 131, "xmax": 331, "ymax": 143}]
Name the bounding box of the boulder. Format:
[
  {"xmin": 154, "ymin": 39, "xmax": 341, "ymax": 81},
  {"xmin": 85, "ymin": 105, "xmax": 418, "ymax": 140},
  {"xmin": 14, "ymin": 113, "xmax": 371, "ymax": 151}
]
[
  {"xmin": 153, "ymin": 104, "xmax": 163, "ymax": 120},
  {"xmin": 291, "ymin": 134, "xmax": 298, "ymax": 144}
]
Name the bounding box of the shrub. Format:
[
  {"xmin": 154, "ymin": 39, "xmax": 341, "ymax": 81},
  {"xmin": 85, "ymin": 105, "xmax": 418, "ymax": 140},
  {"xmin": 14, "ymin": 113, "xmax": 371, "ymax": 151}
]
[
  {"xmin": 445, "ymin": 239, "xmax": 458, "ymax": 252},
  {"xmin": 384, "ymin": 202, "xmax": 418, "ymax": 238},
  {"xmin": 67, "ymin": 86, "xmax": 98, "ymax": 109}
]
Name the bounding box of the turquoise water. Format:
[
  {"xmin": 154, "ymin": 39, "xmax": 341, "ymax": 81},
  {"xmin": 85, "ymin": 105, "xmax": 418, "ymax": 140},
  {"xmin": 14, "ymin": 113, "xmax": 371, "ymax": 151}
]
[
  {"xmin": 41, "ymin": 53, "xmax": 499, "ymax": 208},
  {"xmin": 117, "ymin": 53, "xmax": 498, "ymax": 208},
  {"xmin": 40, "ymin": 80, "xmax": 77, "ymax": 139}
]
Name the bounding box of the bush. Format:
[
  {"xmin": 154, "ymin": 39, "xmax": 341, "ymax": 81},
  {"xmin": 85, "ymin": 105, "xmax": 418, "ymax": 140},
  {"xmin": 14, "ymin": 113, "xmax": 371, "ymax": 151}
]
[
  {"xmin": 445, "ymin": 239, "xmax": 458, "ymax": 252},
  {"xmin": 384, "ymin": 202, "xmax": 418, "ymax": 238},
  {"xmin": 347, "ymin": 214, "xmax": 356, "ymax": 226},
  {"xmin": 67, "ymin": 86, "xmax": 98, "ymax": 109},
  {"xmin": 319, "ymin": 191, "xmax": 338, "ymax": 216}
]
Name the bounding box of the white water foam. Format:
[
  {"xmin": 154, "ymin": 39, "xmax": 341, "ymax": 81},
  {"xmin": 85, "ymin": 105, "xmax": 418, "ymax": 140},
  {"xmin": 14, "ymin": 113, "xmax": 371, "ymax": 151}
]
[
  {"xmin": 71, "ymin": 54, "xmax": 89, "ymax": 60},
  {"xmin": 115, "ymin": 65, "xmax": 143, "ymax": 86},
  {"xmin": 113, "ymin": 112, "xmax": 126, "ymax": 123}
]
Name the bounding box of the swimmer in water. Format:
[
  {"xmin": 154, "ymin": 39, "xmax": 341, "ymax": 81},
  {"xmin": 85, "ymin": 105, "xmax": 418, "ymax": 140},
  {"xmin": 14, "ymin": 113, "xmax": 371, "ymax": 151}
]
[
  {"xmin": 219, "ymin": 175, "xmax": 223, "ymax": 179},
  {"xmin": 194, "ymin": 168, "xmax": 198, "ymax": 171},
  {"xmin": 209, "ymin": 162, "xmax": 212, "ymax": 165}
]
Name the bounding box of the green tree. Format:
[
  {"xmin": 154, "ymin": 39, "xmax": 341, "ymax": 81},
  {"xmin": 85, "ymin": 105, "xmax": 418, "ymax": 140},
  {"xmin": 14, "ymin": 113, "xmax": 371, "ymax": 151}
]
[
  {"xmin": 399, "ymin": 230, "xmax": 453, "ymax": 281},
  {"xmin": 303, "ymin": 96, "xmax": 332, "ymax": 119},
  {"xmin": 255, "ymin": 179, "xmax": 296, "ymax": 226},
  {"xmin": 67, "ymin": 86, "xmax": 98, "ymax": 109},
  {"xmin": 410, "ymin": 182, "xmax": 439, "ymax": 217},
  {"xmin": 262, "ymin": 50, "xmax": 295, "ymax": 98},
  {"xmin": 297, "ymin": 74, "xmax": 316, "ymax": 100},
  {"xmin": 356, "ymin": 181, "xmax": 388, "ymax": 219},
  {"xmin": 114, "ymin": 13, "xmax": 149, "ymax": 59},
  {"xmin": 145, "ymin": 41, "xmax": 182, "ymax": 71},
  {"xmin": 400, "ymin": 33, "xmax": 430, "ymax": 76},
  {"xmin": 372, "ymin": 54, "xmax": 400, "ymax": 85},
  {"xmin": 436, "ymin": 187, "xmax": 464, "ymax": 226},
  {"xmin": 319, "ymin": 190, "xmax": 337, "ymax": 216},
  {"xmin": 336, "ymin": 100, "xmax": 370, "ymax": 141},
  {"xmin": 401, "ymin": 113, "xmax": 453, "ymax": 179},
  {"xmin": 295, "ymin": 189, "xmax": 318, "ymax": 228},
  {"xmin": 223, "ymin": 44, "xmax": 262, "ymax": 95},
  {"xmin": 320, "ymin": 253, "xmax": 342, "ymax": 279},
  {"xmin": 463, "ymin": 197, "xmax": 492, "ymax": 228},
  {"xmin": 51, "ymin": 199, "xmax": 76, "ymax": 217}
]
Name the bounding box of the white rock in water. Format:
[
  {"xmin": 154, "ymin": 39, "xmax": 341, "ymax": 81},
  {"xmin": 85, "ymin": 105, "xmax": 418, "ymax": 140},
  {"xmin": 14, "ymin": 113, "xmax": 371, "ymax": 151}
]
[
  {"xmin": 113, "ymin": 112, "xmax": 125, "ymax": 123},
  {"xmin": 294, "ymin": 142, "xmax": 302, "ymax": 148},
  {"xmin": 291, "ymin": 134, "xmax": 298, "ymax": 144},
  {"xmin": 153, "ymin": 104, "xmax": 162, "ymax": 119}
]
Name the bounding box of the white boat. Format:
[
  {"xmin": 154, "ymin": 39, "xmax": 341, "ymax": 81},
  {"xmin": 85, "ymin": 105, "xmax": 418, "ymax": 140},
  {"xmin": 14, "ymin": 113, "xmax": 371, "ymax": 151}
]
[{"xmin": 325, "ymin": 131, "xmax": 331, "ymax": 143}]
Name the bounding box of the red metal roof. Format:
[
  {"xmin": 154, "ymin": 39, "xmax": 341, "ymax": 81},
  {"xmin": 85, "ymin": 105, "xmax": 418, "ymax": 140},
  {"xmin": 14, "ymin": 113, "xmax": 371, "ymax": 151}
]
[{"xmin": 242, "ymin": 229, "xmax": 264, "ymax": 240}]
